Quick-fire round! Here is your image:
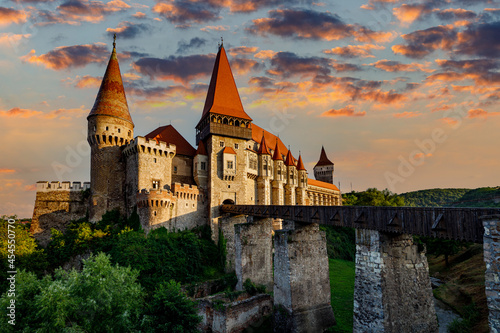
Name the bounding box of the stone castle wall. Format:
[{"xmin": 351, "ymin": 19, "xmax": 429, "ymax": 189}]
[{"xmin": 31, "ymin": 181, "xmax": 90, "ymax": 246}]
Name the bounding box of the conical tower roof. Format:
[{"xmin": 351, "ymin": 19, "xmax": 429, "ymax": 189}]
[
  {"xmin": 196, "ymin": 140, "xmax": 207, "ymax": 155},
  {"xmin": 314, "ymin": 146, "xmax": 334, "ymax": 167},
  {"xmin": 198, "ymin": 45, "xmax": 252, "ymax": 126},
  {"xmin": 88, "ymin": 36, "xmax": 133, "ymax": 125},
  {"xmin": 285, "ymin": 149, "xmax": 295, "ymax": 167},
  {"xmin": 257, "ymin": 134, "xmax": 271, "ymax": 155},
  {"xmin": 297, "ymin": 154, "xmax": 306, "ymax": 171},
  {"xmin": 272, "ymin": 139, "xmax": 283, "ymax": 161}
]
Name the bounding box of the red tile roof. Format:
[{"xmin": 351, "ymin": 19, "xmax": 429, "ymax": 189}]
[
  {"xmin": 223, "ymin": 146, "xmax": 236, "ymax": 154},
  {"xmin": 251, "ymin": 124, "xmax": 288, "ymax": 158},
  {"xmin": 198, "ymin": 46, "xmax": 252, "ymax": 125},
  {"xmin": 257, "ymin": 134, "xmax": 271, "ymax": 155},
  {"xmin": 308, "ymin": 178, "xmax": 339, "ymax": 191},
  {"xmin": 196, "ymin": 141, "xmax": 207, "ymax": 155},
  {"xmin": 315, "ymin": 146, "xmax": 334, "ymax": 167},
  {"xmin": 88, "ymin": 43, "xmax": 133, "ymax": 125},
  {"xmin": 297, "ymin": 155, "xmax": 306, "ymax": 171},
  {"xmin": 272, "ymin": 139, "xmax": 283, "ymax": 161},
  {"xmin": 285, "ymin": 149, "xmax": 295, "ymax": 167},
  {"xmin": 145, "ymin": 125, "xmax": 196, "ymax": 157}
]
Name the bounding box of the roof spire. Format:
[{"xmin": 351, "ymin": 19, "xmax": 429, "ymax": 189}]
[
  {"xmin": 297, "ymin": 153, "xmax": 306, "ymax": 171},
  {"xmin": 285, "ymin": 149, "xmax": 295, "ymax": 166},
  {"xmin": 272, "ymin": 138, "xmax": 283, "ymax": 161},
  {"xmin": 257, "ymin": 134, "xmax": 271, "ymax": 155},
  {"xmin": 87, "ymin": 35, "xmax": 133, "ymax": 125},
  {"xmin": 221, "ymin": 36, "xmax": 223, "ymax": 47},
  {"xmin": 315, "ymin": 146, "xmax": 334, "ymax": 167},
  {"xmin": 197, "ymin": 43, "xmax": 252, "ymax": 126}
]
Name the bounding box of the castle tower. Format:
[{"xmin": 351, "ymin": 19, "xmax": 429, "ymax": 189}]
[
  {"xmin": 272, "ymin": 139, "xmax": 285, "ymax": 205},
  {"xmin": 314, "ymin": 146, "xmax": 334, "ymax": 184},
  {"xmin": 194, "ymin": 140, "xmax": 208, "ymax": 188},
  {"xmin": 296, "ymin": 154, "xmax": 308, "ymax": 205},
  {"xmin": 195, "ymin": 44, "xmax": 253, "ymax": 221},
  {"xmin": 284, "ymin": 149, "xmax": 297, "ymax": 205},
  {"xmin": 257, "ymin": 134, "xmax": 272, "ymax": 205},
  {"xmin": 87, "ymin": 35, "xmax": 134, "ymax": 222}
]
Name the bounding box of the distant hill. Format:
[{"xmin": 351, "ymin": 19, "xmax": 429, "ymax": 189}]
[{"xmin": 400, "ymin": 187, "xmax": 500, "ymax": 208}]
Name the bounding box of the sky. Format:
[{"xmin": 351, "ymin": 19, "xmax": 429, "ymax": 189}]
[{"xmin": 0, "ymin": 0, "xmax": 499, "ymax": 218}]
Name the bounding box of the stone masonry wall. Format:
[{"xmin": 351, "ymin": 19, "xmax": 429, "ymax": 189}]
[
  {"xmin": 234, "ymin": 218, "xmax": 273, "ymax": 291},
  {"xmin": 31, "ymin": 181, "xmax": 90, "ymax": 246},
  {"xmin": 354, "ymin": 229, "xmax": 438, "ymax": 333},
  {"xmin": 274, "ymin": 223, "xmax": 335, "ymax": 333},
  {"xmin": 482, "ymin": 216, "xmax": 500, "ymax": 332}
]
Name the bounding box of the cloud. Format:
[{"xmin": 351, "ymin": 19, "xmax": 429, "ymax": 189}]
[
  {"xmin": 321, "ymin": 106, "xmax": 366, "ymax": 117},
  {"xmin": 393, "ymin": 4, "xmax": 432, "ymax": 26},
  {"xmin": 0, "ymin": 7, "xmax": 28, "ymax": 26},
  {"xmin": 228, "ymin": 46, "xmax": 259, "ymax": 57},
  {"xmin": 435, "ymin": 58, "xmax": 498, "ymax": 73},
  {"xmin": 247, "ymin": 9, "xmax": 355, "ymax": 41},
  {"xmin": 176, "ymin": 37, "xmax": 207, "ymax": 54},
  {"xmin": 200, "ymin": 25, "xmax": 229, "ymax": 32},
  {"xmin": 21, "ymin": 43, "xmax": 109, "ymax": 70},
  {"xmin": 152, "ymin": 0, "xmax": 222, "ymax": 25},
  {"xmin": 370, "ymin": 60, "xmax": 434, "ymax": 73},
  {"xmin": 64, "ymin": 75, "xmax": 102, "ymax": 89},
  {"xmin": 467, "ymin": 108, "xmax": 488, "ymax": 118},
  {"xmin": 132, "ymin": 54, "xmax": 215, "ymax": 84},
  {"xmin": 231, "ymin": 58, "xmax": 262, "ymax": 75},
  {"xmin": 106, "ymin": 21, "xmax": 150, "ymax": 39},
  {"xmin": 254, "ymin": 50, "xmax": 277, "ymax": 59},
  {"xmin": 0, "ymin": 169, "xmax": 16, "ymax": 174},
  {"xmin": 435, "ymin": 8, "xmax": 477, "ymax": 21},
  {"xmin": 248, "ymin": 76, "xmax": 275, "ymax": 88},
  {"xmin": 455, "ymin": 21, "xmax": 500, "ymax": 58},
  {"xmin": 37, "ymin": 0, "xmax": 130, "ymax": 25},
  {"xmin": 267, "ymin": 52, "xmax": 333, "ymax": 78},
  {"xmin": 0, "ymin": 107, "xmax": 86, "ymax": 119},
  {"xmin": 392, "ymin": 25, "xmax": 457, "ymax": 58},
  {"xmin": 393, "ymin": 111, "xmax": 421, "ymax": 118},
  {"xmin": 324, "ymin": 44, "xmax": 385, "ymax": 58},
  {"xmin": 132, "ymin": 11, "xmax": 146, "ymax": 19},
  {"xmin": 0, "ymin": 33, "xmax": 31, "ymax": 48}
]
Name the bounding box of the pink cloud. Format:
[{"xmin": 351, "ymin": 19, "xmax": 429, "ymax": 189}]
[{"xmin": 321, "ymin": 106, "xmax": 366, "ymax": 117}]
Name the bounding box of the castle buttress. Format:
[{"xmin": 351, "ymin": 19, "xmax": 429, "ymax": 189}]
[{"xmin": 31, "ymin": 39, "xmax": 341, "ymax": 240}]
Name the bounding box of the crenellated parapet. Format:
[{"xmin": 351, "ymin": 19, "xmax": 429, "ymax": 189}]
[
  {"xmin": 137, "ymin": 188, "xmax": 177, "ymax": 209},
  {"xmin": 36, "ymin": 181, "xmax": 90, "ymax": 192},
  {"xmin": 123, "ymin": 136, "xmax": 176, "ymax": 158},
  {"xmin": 172, "ymin": 182, "xmax": 201, "ymax": 201}
]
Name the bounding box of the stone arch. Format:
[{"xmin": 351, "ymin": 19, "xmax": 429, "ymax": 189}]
[{"xmin": 223, "ymin": 199, "xmax": 235, "ymax": 205}]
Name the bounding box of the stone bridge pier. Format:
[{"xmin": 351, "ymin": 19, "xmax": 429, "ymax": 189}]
[
  {"xmin": 481, "ymin": 215, "xmax": 500, "ymax": 332},
  {"xmin": 354, "ymin": 229, "xmax": 438, "ymax": 332},
  {"xmin": 273, "ymin": 222, "xmax": 335, "ymax": 332}
]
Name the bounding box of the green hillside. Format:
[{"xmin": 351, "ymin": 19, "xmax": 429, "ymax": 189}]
[{"xmin": 401, "ymin": 186, "xmax": 500, "ymax": 208}]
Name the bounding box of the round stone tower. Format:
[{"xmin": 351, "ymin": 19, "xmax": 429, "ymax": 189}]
[
  {"xmin": 313, "ymin": 146, "xmax": 334, "ymax": 185},
  {"xmin": 87, "ymin": 36, "xmax": 134, "ymax": 222}
]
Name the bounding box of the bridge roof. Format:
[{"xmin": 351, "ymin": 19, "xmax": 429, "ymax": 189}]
[{"xmin": 308, "ymin": 178, "xmax": 339, "ymax": 191}]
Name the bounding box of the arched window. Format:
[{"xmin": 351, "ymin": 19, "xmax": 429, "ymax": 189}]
[{"xmin": 223, "ymin": 199, "xmax": 235, "ymax": 205}]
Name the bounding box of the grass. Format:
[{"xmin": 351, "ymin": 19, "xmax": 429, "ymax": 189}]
[{"xmin": 327, "ymin": 258, "xmax": 355, "ymax": 333}]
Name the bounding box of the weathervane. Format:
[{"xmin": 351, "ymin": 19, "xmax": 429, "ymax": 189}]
[{"xmin": 113, "ymin": 33, "xmax": 116, "ymax": 48}]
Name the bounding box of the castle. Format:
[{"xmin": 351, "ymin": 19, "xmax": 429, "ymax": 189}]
[{"xmin": 31, "ymin": 38, "xmax": 341, "ymax": 241}]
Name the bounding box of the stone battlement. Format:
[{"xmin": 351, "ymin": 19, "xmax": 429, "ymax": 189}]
[
  {"xmin": 123, "ymin": 136, "xmax": 176, "ymax": 158},
  {"xmin": 172, "ymin": 182, "xmax": 200, "ymax": 201},
  {"xmin": 137, "ymin": 189, "xmax": 176, "ymax": 209},
  {"xmin": 36, "ymin": 181, "xmax": 90, "ymax": 192}
]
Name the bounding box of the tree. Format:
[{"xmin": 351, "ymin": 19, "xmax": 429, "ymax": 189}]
[
  {"xmin": 141, "ymin": 280, "xmax": 201, "ymax": 333},
  {"xmin": 343, "ymin": 188, "xmax": 405, "ymax": 207}
]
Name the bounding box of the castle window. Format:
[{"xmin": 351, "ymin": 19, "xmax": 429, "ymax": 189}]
[
  {"xmin": 227, "ymin": 161, "xmax": 233, "ymax": 169},
  {"xmin": 93, "ymin": 125, "xmax": 96, "ymax": 132},
  {"xmin": 154, "ymin": 158, "xmax": 157, "ymax": 163},
  {"xmin": 234, "ymin": 143, "xmax": 239, "ymax": 149},
  {"xmin": 201, "ymin": 162, "xmax": 206, "ymax": 170},
  {"xmin": 228, "ymin": 185, "xmax": 231, "ymax": 188},
  {"xmin": 174, "ymin": 166, "xmax": 178, "ymax": 173},
  {"xmin": 152, "ymin": 180, "xmax": 159, "ymax": 189},
  {"xmin": 220, "ymin": 141, "xmax": 225, "ymax": 147},
  {"xmin": 106, "ymin": 126, "xmax": 109, "ymax": 131},
  {"xmin": 128, "ymin": 130, "xmax": 131, "ymax": 137},
  {"xmin": 118, "ymin": 128, "xmax": 121, "ymax": 133},
  {"xmin": 153, "ymin": 211, "xmax": 157, "ymax": 216}
]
